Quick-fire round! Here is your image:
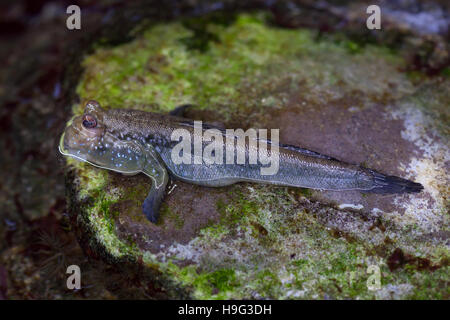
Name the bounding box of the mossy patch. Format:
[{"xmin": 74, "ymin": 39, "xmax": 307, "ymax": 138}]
[{"xmin": 159, "ymin": 204, "xmax": 185, "ymax": 229}]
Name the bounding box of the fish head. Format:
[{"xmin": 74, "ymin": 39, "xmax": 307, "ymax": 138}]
[{"xmin": 59, "ymin": 100, "xmax": 146, "ymax": 174}]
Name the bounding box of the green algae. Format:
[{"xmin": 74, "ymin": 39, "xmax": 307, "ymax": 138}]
[
  {"xmin": 159, "ymin": 204, "xmax": 185, "ymax": 229},
  {"xmin": 193, "ymin": 268, "xmax": 240, "ymax": 298},
  {"xmin": 64, "ymin": 11, "xmax": 450, "ymax": 299}
]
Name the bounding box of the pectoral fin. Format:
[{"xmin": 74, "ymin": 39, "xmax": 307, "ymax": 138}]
[{"xmin": 142, "ymin": 144, "xmax": 169, "ymax": 223}]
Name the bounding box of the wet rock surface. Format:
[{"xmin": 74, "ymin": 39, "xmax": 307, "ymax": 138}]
[
  {"xmin": 0, "ymin": 0, "xmax": 448, "ymax": 299},
  {"xmin": 66, "ymin": 11, "xmax": 448, "ymax": 299}
]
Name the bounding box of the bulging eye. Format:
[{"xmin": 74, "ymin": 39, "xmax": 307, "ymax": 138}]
[{"xmin": 82, "ymin": 114, "xmax": 97, "ymax": 128}]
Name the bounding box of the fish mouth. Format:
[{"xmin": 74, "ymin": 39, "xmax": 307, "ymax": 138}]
[
  {"xmin": 58, "ymin": 115, "xmax": 77, "ymax": 157},
  {"xmin": 58, "ymin": 132, "xmax": 68, "ymax": 156},
  {"xmin": 58, "ymin": 131, "xmax": 88, "ymax": 163}
]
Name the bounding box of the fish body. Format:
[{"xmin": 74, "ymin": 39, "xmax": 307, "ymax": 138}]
[{"xmin": 59, "ymin": 100, "xmax": 423, "ymax": 222}]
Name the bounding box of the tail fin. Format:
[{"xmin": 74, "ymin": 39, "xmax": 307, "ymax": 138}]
[{"xmin": 366, "ymin": 169, "xmax": 424, "ymax": 194}]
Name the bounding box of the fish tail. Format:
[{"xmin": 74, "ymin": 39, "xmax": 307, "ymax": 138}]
[{"xmin": 366, "ymin": 169, "xmax": 424, "ymax": 194}]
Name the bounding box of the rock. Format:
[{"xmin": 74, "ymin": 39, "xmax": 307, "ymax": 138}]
[{"xmin": 64, "ymin": 11, "xmax": 449, "ymax": 299}]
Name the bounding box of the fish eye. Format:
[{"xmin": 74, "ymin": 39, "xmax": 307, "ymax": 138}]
[{"xmin": 82, "ymin": 114, "xmax": 97, "ymax": 128}]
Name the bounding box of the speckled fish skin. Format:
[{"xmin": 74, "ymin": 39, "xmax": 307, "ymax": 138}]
[
  {"xmin": 103, "ymin": 108, "xmax": 422, "ymax": 191},
  {"xmin": 59, "ymin": 100, "xmax": 423, "ymax": 222}
]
